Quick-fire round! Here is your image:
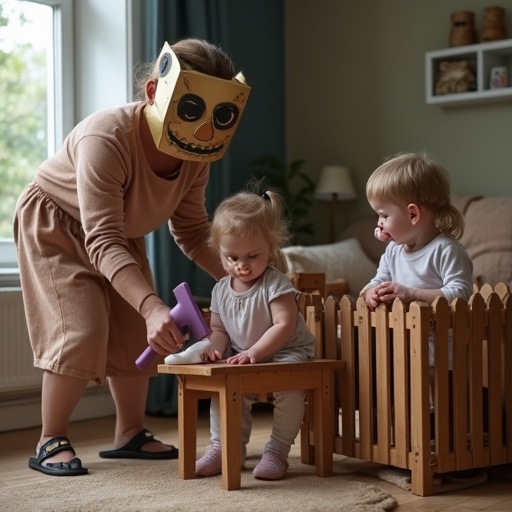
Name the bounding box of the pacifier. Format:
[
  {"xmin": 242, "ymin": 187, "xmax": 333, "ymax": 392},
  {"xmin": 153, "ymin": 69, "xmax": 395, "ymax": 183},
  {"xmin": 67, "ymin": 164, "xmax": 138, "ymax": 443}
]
[
  {"xmin": 225, "ymin": 257, "xmax": 250, "ymax": 278},
  {"xmin": 374, "ymin": 227, "xmax": 391, "ymax": 242},
  {"xmin": 234, "ymin": 267, "xmax": 250, "ymax": 277}
]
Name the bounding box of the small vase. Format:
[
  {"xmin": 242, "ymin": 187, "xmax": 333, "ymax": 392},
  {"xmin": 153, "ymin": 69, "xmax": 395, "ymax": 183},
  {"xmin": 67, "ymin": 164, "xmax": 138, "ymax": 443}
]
[
  {"xmin": 490, "ymin": 66, "xmax": 508, "ymax": 89},
  {"xmin": 449, "ymin": 11, "xmax": 478, "ymax": 47},
  {"xmin": 481, "ymin": 6, "xmax": 507, "ymax": 42}
]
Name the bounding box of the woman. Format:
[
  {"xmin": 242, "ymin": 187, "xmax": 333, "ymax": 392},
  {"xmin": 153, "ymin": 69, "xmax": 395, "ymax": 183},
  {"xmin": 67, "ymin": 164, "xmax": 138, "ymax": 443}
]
[{"xmin": 14, "ymin": 38, "xmax": 250, "ymax": 476}]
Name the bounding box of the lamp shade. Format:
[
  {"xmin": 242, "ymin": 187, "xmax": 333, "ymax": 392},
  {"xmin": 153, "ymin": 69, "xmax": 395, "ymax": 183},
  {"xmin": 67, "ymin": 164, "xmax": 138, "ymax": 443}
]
[{"xmin": 314, "ymin": 165, "xmax": 357, "ymax": 201}]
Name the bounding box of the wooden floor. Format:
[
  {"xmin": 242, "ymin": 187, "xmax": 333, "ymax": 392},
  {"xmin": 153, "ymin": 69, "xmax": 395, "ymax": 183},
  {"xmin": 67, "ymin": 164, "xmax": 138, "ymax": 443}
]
[{"xmin": 1, "ymin": 405, "xmax": 512, "ymax": 511}]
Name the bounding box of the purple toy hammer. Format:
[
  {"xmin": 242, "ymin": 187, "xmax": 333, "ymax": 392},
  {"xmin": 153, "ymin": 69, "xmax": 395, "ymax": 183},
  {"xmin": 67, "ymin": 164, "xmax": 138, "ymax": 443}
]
[{"xmin": 135, "ymin": 282, "xmax": 211, "ymax": 370}]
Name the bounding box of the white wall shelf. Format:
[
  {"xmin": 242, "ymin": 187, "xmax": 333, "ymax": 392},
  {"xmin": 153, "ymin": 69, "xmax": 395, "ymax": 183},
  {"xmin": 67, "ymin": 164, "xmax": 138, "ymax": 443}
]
[{"xmin": 425, "ymin": 38, "xmax": 512, "ymax": 106}]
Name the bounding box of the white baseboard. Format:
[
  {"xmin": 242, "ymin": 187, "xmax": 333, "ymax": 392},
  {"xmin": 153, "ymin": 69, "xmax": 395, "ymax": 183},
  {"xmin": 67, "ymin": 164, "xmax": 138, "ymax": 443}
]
[{"xmin": 0, "ymin": 385, "xmax": 116, "ymax": 432}]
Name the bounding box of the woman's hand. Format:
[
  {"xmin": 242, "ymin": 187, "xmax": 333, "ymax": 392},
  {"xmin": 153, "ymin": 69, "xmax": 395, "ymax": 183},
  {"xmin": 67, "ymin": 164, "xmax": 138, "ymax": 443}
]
[{"xmin": 140, "ymin": 295, "xmax": 184, "ymax": 355}]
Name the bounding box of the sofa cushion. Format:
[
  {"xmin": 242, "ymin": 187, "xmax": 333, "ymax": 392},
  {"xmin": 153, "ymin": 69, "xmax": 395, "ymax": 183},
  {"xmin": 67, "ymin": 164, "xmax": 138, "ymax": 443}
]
[
  {"xmin": 451, "ymin": 193, "xmax": 482, "ymax": 215},
  {"xmin": 459, "ymin": 196, "xmax": 512, "ymax": 288},
  {"xmin": 282, "ymin": 238, "xmax": 377, "ymax": 296}
]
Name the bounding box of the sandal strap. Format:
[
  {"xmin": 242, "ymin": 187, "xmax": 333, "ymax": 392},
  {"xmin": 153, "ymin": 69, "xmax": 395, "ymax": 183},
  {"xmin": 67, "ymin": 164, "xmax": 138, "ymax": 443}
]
[
  {"xmin": 126, "ymin": 429, "xmax": 156, "ymax": 450},
  {"xmin": 37, "ymin": 437, "xmax": 76, "ymax": 464}
]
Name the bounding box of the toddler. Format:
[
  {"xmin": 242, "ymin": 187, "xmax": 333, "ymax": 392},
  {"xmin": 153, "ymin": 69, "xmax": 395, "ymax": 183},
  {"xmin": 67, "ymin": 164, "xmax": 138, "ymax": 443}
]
[
  {"xmin": 360, "ymin": 152, "xmax": 474, "ymax": 416},
  {"xmin": 166, "ymin": 188, "xmax": 315, "ymax": 480}
]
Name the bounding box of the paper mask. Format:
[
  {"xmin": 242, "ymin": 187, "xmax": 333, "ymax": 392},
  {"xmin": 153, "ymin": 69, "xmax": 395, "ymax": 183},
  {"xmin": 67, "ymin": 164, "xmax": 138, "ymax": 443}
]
[{"xmin": 144, "ymin": 42, "xmax": 251, "ymax": 162}]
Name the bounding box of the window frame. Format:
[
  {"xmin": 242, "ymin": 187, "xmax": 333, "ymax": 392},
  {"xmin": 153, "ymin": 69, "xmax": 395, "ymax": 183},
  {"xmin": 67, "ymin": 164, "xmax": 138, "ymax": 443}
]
[
  {"xmin": 1, "ymin": 0, "xmax": 138, "ymax": 287},
  {"xmin": 0, "ymin": 0, "xmax": 74, "ymax": 286}
]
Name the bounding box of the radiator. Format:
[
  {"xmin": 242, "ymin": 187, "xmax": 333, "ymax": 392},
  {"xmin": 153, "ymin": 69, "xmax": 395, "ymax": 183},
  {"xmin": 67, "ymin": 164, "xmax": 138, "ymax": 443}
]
[{"xmin": 0, "ymin": 288, "xmax": 42, "ymax": 393}]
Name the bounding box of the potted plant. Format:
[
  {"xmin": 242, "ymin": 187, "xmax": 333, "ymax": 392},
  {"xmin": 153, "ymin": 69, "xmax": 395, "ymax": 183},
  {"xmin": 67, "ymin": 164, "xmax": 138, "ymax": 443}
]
[{"xmin": 250, "ymin": 154, "xmax": 315, "ymax": 243}]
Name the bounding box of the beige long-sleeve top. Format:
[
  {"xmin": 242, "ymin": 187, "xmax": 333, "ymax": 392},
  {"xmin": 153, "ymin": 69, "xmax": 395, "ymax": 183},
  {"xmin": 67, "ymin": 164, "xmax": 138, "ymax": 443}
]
[{"xmin": 35, "ymin": 101, "xmax": 215, "ymax": 313}]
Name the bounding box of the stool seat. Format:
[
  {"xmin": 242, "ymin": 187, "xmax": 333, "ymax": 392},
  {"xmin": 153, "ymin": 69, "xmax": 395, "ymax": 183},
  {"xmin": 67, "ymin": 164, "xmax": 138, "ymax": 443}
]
[{"xmin": 158, "ymin": 359, "xmax": 344, "ymax": 490}]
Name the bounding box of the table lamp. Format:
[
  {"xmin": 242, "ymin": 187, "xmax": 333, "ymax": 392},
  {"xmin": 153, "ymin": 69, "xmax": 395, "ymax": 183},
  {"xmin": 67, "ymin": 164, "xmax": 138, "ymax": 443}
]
[{"xmin": 314, "ymin": 165, "xmax": 357, "ymax": 242}]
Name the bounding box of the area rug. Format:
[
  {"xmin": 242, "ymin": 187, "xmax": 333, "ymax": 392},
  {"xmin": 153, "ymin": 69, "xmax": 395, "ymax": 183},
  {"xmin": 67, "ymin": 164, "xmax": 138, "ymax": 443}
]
[
  {"xmin": 0, "ymin": 455, "xmax": 397, "ymax": 512},
  {"xmin": 334, "ymin": 456, "xmax": 487, "ymax": 494}
]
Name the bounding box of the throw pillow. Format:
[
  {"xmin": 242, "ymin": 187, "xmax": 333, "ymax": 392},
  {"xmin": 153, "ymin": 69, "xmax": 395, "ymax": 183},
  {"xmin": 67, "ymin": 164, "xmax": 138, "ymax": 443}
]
[{"xmin": 282, "ymin": 238, "xmax": 377, "ymax": 296}]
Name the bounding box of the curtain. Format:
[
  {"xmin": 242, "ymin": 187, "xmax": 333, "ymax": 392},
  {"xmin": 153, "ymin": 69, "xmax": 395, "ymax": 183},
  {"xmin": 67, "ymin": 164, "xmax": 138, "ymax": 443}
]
[
  {"xmin": 144, "ymin": 0, "xmax": 232, "ymax": 301},
  {"xmin": 142, "ymin": 0, "xmax": 285, "ymax": 416},
  {"xmin": 143, "ymin": 0, "xmax": 232, "ymax": 416}
]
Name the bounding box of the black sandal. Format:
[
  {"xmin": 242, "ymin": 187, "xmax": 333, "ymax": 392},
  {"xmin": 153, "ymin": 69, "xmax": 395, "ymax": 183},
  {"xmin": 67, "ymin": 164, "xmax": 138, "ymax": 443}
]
[
  {"xmin": 99, "ymin": 429, "xmax": 179, "ymax": 460},
  {"xmin": 28, "ymin": 437, "xmax": 88, "ymax": 476}
]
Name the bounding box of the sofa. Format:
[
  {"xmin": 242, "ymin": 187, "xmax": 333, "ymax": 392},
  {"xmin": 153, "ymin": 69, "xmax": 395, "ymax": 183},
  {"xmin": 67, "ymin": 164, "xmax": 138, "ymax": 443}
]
[{"xmin": 282, "ymin": 194, "xmax": 512, "ymax": 295}]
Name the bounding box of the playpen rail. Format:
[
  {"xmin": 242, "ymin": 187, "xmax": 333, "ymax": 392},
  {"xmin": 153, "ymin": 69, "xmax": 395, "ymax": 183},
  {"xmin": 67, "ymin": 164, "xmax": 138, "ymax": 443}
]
[{"xmin": 307, "ymin": 284, "xmax": 512, "ymax": 496}]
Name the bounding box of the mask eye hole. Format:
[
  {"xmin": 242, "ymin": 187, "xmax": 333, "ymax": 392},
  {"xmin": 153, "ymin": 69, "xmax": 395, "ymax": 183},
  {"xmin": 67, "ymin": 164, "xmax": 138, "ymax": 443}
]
[
  {"xmin": 177, "ymin": 94, "xmax": 206, "ymax": 122},
  {"xmin": 213, "ymin": 103, "xmax": 239, "ymax": 130}
]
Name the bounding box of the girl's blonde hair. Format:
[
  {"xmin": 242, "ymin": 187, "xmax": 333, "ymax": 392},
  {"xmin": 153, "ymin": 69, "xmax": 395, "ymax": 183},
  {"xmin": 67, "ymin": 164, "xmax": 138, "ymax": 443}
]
[
  {"xmin": 366, "ymin": 152, "xmax": 464, "ymax": 240},
  {"xmin": 209, "ymin": 186, "xmax": 291, "ymax": 272},
  {"xmin": 135, "ymin": 38, "xmax": 238, "ymax": 100}
]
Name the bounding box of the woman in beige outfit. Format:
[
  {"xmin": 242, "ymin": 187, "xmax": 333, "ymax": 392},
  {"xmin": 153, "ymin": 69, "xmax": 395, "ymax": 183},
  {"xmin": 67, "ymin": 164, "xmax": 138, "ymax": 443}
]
[{"xmin": 13, "ymin": 38, "xmax": 250, "ymax": 476}]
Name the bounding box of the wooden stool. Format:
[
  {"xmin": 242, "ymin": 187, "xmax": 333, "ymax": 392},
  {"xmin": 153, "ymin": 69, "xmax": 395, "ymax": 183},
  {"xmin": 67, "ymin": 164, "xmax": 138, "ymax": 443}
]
[{"xmin": 158, "ymin": 359, "xmax": 344, "ymax": 490}]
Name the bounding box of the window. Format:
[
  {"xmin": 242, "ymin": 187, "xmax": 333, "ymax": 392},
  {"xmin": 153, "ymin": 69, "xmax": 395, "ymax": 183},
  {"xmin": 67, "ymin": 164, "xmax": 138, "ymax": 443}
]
[{"xmin": 0, "ymin": 0, "xmax": 73, "ymax": 283}]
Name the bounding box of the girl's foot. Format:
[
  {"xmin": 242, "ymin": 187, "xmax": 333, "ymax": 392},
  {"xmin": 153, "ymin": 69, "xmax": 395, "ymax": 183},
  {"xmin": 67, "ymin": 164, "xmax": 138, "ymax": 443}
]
[
  {"xmin": 196, "ymin": 446, "xmax": 222, "ymax": 476},
  {"xmin": 253, "ymin": 450, "xmax": 288, "ymax": 480},
  {"xmin": 196, "ymin": 445, "xmax": 247, "ymax": 477}
]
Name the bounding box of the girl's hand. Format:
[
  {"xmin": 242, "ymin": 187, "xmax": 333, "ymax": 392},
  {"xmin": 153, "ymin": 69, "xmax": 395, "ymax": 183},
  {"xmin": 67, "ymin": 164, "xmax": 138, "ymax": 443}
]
[
  {"xmin": 201, "ymin": 348, "xmax": 223, "ymax": 362},
  {"xmin": 227, "ymin": 349, "xmax": 258, "ymax": 365}
]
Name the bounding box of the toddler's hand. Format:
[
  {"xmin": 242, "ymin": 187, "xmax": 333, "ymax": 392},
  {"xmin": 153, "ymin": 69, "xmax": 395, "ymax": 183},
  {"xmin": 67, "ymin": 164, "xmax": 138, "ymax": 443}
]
[
  {"xmin": 361, "ymin": 286, "xmax": 381, "ymax": 309},
  {"xmin": 227, "ymin": 349, "xmax": 258, "ymax": 365},
  {"xmin": 375, "ymin": 282, "xmax": 416, "ymax": 303}
]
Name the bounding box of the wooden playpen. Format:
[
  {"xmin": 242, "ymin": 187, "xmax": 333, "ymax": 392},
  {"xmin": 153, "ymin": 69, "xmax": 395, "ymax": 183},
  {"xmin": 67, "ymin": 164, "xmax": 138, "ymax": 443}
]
[{"xmin": 301, "ymin": 283, "xmax": 512, "ymax": 496}]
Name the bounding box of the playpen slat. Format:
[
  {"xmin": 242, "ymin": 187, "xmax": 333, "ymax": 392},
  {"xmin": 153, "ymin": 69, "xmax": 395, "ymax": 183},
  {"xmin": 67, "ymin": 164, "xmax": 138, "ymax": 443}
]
[
  {"xmin": 503, "ymin": 292, "xmax": 512, "ymax": 461},
  {"xmin": 451, "ymin": 298, "xmax": 472, "ymax": 469},
  {"xmin": 390, "ymin": 300, "xmax": 409, "ymax": 469},
  {"xmin": 306, "ymin": 297, "xmax": 324, "ymax": 359},
  {"xmin": 469, "ymin": 293, "xmax": 488, "ymax": 467},
  {"xmin": 356, "ymin": 298, "xmax": 373, "ymax": 461},
  {"xmin": 323, "ymin": 297, "xmax": 338, "ymax": 360},
  {"xmin": 432, "ymin": 297, "xmax": 451, "ymax": 464},
  {"xmin": 487, "ymin": 293, "xmax": 507, "ymax": 465},
  {"xmin": 324, "ymin": 298, "xmax": 341, "ymax": 442},
  {"xmin": 409, "ymin": 301, "xmax": 434, "ymax": 496},
  {"xmin": 375, "ymin": 304, "xmax": 391, "ymax": 463},
  {"xmin": 339, "ymin": 296, "xmax": 356, "ymax": 457}
]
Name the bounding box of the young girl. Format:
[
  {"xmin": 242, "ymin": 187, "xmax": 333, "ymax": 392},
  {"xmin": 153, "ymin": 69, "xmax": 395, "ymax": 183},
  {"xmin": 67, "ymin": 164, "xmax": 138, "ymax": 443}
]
[
  {"xmin": 360, "ymin": 152, "xmax": 473, "ymax": 390},
  {"xmin": 166, "ymin": 188, "xmax": 315, "ymax": 480}
]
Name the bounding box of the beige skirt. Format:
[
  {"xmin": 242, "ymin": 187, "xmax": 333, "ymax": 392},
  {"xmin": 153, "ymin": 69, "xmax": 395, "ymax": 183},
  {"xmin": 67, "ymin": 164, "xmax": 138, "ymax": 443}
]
[{"xmin": 13, "ymin": 182, "xmax": 155, "ymax": 383}]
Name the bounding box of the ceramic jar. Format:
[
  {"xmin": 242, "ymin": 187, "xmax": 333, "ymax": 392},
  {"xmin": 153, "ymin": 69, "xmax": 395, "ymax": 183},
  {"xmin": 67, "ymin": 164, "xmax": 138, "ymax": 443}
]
[
  {"xmin": 481, "ymin": 6, "xmax": 507, "ymax": 42},
  {"xmin": 449, "ymin": 11, "xmax": 478, "ymax": 47}
]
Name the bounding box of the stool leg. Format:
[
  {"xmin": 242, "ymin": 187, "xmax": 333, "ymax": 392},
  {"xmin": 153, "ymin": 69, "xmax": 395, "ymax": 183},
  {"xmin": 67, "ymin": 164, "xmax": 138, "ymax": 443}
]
[
  {"xmin": 300, "ymin": 391, "xmax": 315, "ymax": 464},
  {"xmin": 314, "ymin": 370, "xmax": 334, "ymax": 477},
  {"xmin": 178, "ymin": 376, "xmax": 199, "ymax": 480},
  {"xmin": 219, "ymin": 374, "xmax": 242, "ymax": 490}
]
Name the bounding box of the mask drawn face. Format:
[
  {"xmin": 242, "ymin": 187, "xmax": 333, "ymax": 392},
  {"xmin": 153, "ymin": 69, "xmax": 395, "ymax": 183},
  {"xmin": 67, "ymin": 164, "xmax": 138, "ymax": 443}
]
[{"xmin": 144, "ymin": 43, "xmax": 251, "ymax": 162}]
